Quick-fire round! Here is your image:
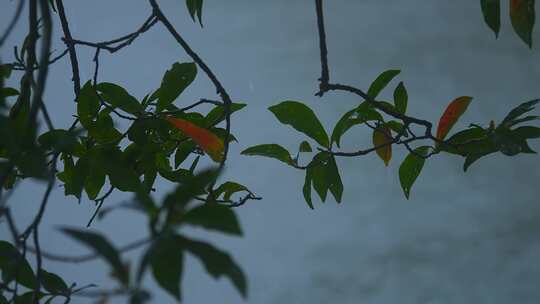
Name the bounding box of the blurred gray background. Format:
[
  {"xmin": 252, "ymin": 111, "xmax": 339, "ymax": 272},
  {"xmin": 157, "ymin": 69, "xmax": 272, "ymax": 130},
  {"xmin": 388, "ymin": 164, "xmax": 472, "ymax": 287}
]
[{"xmin": 2, "ymin": 0, "xmax": 540, "ymax": 303}]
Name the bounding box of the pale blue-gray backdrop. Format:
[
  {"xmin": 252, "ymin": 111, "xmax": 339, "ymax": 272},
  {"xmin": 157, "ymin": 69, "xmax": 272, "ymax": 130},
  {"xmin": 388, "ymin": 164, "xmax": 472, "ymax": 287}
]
[{"xmin": 1, "ymin": 0, "xmax": 540, "ymax": 303}]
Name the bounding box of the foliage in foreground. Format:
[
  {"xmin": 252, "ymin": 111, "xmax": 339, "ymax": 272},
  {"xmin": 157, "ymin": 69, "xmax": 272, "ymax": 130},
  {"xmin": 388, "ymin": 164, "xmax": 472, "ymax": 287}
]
[{"xmin": 0, "ymin": 0, "xmax": 538, "ymax": 303}]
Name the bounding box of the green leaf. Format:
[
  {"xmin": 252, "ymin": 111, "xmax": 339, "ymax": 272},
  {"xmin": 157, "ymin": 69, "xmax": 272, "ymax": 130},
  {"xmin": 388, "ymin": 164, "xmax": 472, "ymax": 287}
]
[
  {"xmin": 96, "ymin": 82, "xmax": 142, "ymax": 115},
  {"xmin": 84, "ymin": 156, "xmax": 106, "ymax": 200},
  {"xmin": 512, "ymin": 125, "xmax": 540, "ymax": 139},
  {"xmin": 0, "ymin": 241, "xmax": 37, "ymax": 289},
  {"xmin": 241, "ymin": 144, "xmax": 293, "ymax": 165},
  {"xmin": 162, "ymin": 168, "xmax": 220, "ymax": 209},
  {"xmin": 311, "ymin": 153, "xmax": 330, "ymax": 202},
  {"xmin": 303, "ymin": 168, "xmax": 314, "ymax": 209},
  {"xmin": 481, "ymin": 0, "xmax": 501, "ymax": 37},
  {"xmin": 183, "ymin": 237, "xmax": 247, "ymax": 298},
  {"xmin": 393, "ymin": 81, "xmax": 408, "ymax": 114},
  {"xmin": 0, "ymin": 87, "xmax": 19, "ymax": 98},
  {"xmin": 102, "ymin": 148, "xmax": 141, "ymax": 192},
  {"xmin": 493, "ymin": 127, "xmax": 525, "ymax": 156},
  {"xmin": 331, "ymin": 109, "xmax": 359, "ymax": 148},
  {"xmin": 174, "ymin": 141, "xmax": 196, "ymax": 168},
  {"xmin": 205, "ymin": 103, "xmax": 246, "ymax": 126},
  {"xmin": 41, "ymin": 269, "xmax": 68, "ymax": 293},
  {"xmin": 57, "ymin": 155, "xmax": 87, "ymax": 200},
  {"xmin": 327, "ymin": 155, "xmax": 343, "ymax": 203},
  {"xmin": 0, "ymin": 64, "xmax": 13, "ymax": 79},
  {"xmin": 61, "ymin": 228, "xmax": 128, "ymax": 285},
  {"xmin": 14, "ymin": 292, "xmax": 44, "ymax": 304},
  {"xmin": 299, "ymin": 141, "xmax": 312, "ymax": 152},
  {"xmin": 440, "ymin": 127, "xmax": 489, "ymax": 155},
  {"xmin": 399, "ymin": 146, "xmax": 430, "ymax": 199},
  {"xmin": 214, "ymin": 181, "xmax": 249, "ymax": 201},
  {"xmin": 510, "ymin": 0, "xmax": 535, "ymax": 47},
  {"xmin": 501, "ymin": 99, "xmax": 539, "ymax": 126},
  {"xmin": 308, "ymin": 152, "xmax": 343, "ymax": 203},
  {"xmin": 367, "ymin": 69, "xmax": 400, "ymax": 99},
  {"xmin": 148, "ymin": 234, "xmax": 184, "ymax": 301},
  {"xmin": 88, "ymin": 109, "xmax": 123, "ymax": 144},
  {"xmin": 386, "ymin": 120, "xmax": 408, "ymax": 137},
  {"xmin": 186, "ymin": 0, "xmax": 204, "ymax": 25},
  {"xmin": 77, "ymin": 81, "xmax": 100, "ymax": 128},
  {"xmin": 38, "ymin": 129, "xmax": 79, "ymax": 153},
  {"xmin": 182, "ymin": 204, "xmax": 242, "ymax": 236},
  {"xmin": 269, "ymin": 101, "xmax": 329, "ymax": 147},
  {"xmin": 356, "ymin": 102, "xmax": 384, "ymax": 121},
  {"xmin": 157, "ymin": 62, "xmax": 197, "ymax": 112}
]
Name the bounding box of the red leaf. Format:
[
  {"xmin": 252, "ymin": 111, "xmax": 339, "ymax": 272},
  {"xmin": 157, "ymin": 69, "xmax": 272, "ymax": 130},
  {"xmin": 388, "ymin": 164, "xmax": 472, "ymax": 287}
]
[
  {"xmin": 166, "ymin": 116, "xmax": 224, "ymax": 162},
  {"xmin": 436, "ymin": 96, "xmax": 473, "ymax": 141},
  {"xmin": 372, "ymin": 125, "xmax": 392, "ymax": 166}
]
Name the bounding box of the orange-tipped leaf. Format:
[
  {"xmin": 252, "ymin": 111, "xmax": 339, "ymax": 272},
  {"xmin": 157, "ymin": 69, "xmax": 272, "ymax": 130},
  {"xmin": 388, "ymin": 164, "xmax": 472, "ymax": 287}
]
[
  {"xmin": 436, "ymin": 96, "xmax": 473, "ymax": 141},
  {"xmin": 166, "ymin": 116, "xmax": 224, "ymax": 162}
]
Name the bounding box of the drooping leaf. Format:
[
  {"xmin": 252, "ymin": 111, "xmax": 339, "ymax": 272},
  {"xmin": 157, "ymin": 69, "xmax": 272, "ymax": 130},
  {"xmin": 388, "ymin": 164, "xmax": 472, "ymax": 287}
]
[
  {"xmin": 57, "ymin": 155, "xmax": 87, "ymax": 200},
  {"xmin": 481, "ymin": 0, "xmax": 501, "ymax": 37},
  {"xmin": 510, "ymin": 0, "xmax": 535, "ymax": 47},
  {"xmin": 157, "ymin": 62, "xmax": 197, "ymax": 112},
  {"xmin": 186, "ymin": 0, "xmax": 204, "ymax": 25},
  {"xmin": 269, "ymin": 101, "xmax": 329, "ymax": 148},
  {"xmin": 148, "ymin": 234, "xmax": 184, "ymax": 301},
  {"xmin": 311, "ymin": 153, "xmax": 330, "ymax": 202},
  {"xmin": 399, "ymin": 146, "xmax": 430, "ymax": 199},
  {"xmin": 303, "ymin": 168, "xmax": 314, "ymax": 209},
  {"xmin": 326, "ymin": 155, "xmax": 343, "ymax": 203},
  {"xmin": 84, "ymin": 155, "xmax": 106, "ymax": 200},
  {"xmin": 166, "ymin": 117, "xmax": 224, "ymax": 162},
  {"xmin": 77, "ymin": 81, "xmax": 100, "ymax": 128},
  {"xmin": 182, "ymin": 204, "xmax": 242, "ymax": 236},
  {"xmin": 183, "ymin": 237, "xmax": 247, "ymax": 298},
  {"xmin": 367, "ymin": 69, "xmax": 400, "ymax": 99},
  {"xmin": 61, "ymin": 228, "xmax": 128, "ymax": 285},
  {"xmin": 96, "ymin": 82, "xmax": 142, "ymax": 115},
  {"xmin": 436, "ymin": 96, "xmax": 473, "ymax": 140},
  {"xmin": 393, "ymin": 81, "xmax": 408, "ymax": 114},
  {"xmin": 372, "ymin": 125, "xmax": 393, "ymax": 166},
  {"xmin": 0, "ymin": 241, "xmax": 37, "ymax": 289},
  {"xmin": 307, "ymin": 152, "xmax": 342, "ymax": 204},
  {"xmin": 241, "ymin": 144, "xmax": 293, "ymax": 165}
]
